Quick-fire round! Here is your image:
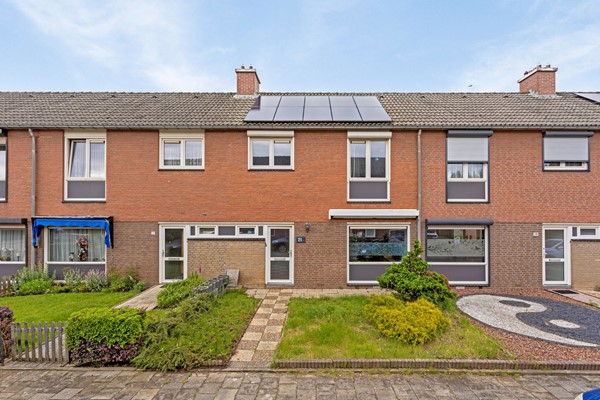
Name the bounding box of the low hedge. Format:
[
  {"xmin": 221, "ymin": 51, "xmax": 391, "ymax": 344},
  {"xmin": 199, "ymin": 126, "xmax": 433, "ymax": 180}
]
[
  {"xmin": 157, "ymin": 274, "xmax": 203, "ymax": 308},
  {"xmin": 66, "ymin": 307, "xmax": 145, "ymax": 366},
  {"xmin": 0, "ymin": 306, "xmax": 14, "ymax": 359}
]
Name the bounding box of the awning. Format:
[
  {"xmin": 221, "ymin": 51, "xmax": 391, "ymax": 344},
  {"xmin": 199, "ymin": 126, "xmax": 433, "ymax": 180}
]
[
  {"xmin": 329, "ymin": 209, "xmax": 419, "ymax": 219},
  {"xmin": 32, "ymin": 217, "xmax": 113, "ymax": 247}
]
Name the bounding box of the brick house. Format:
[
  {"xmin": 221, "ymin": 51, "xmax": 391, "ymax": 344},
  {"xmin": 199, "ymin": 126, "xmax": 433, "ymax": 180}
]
[{"xmin": 0, "ymin": 65, "xmax": 599, "ymax": 289}]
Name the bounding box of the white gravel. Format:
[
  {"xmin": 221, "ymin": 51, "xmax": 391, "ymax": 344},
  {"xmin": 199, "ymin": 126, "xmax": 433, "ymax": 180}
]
[{"xmin": 456, "ymin": 294, "xmax": 597, "ymax": 347}]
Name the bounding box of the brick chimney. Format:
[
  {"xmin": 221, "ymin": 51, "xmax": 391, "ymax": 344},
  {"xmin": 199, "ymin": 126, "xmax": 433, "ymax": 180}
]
[
  {"xmin": 236, "ymin": 65, "xmax": 260, "ymax": 96},
  {"xmin": 518, "ymin": 64, "xmax": 558, "ymax": 95}
]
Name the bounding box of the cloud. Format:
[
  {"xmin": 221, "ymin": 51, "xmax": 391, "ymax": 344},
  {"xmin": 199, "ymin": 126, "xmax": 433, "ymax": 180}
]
[
  {"xmin": 10, "ymin": 0, "xmax": 227, "ymax": 91},
  {"xmin": 452, "ymin": 0, "xmax": 600, "ymax": 92}
]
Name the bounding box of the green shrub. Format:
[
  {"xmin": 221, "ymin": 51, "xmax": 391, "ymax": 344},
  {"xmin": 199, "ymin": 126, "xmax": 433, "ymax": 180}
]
[
  {"xmin": 363, "ymin": 295, "xmax": 449, "ymax": 345},
  {"xmin": 157, "ymin": 274, "xmax": 203, "ymax": 308},
  {"xmin": 84, "ymin": 270, "xmax": 109, "ymax": 292},
  {"xmin": 107, "ymin": 269, "xmax": 145, "ymax": 293},
  {"xmin": 66, "ymin": 307, "xmax": 145, "ymax": 366},
  {"xmin": 377, "ymin": 240, "xmax": 456, "ymax": 308},
  {"xmin": 0, "ymin": 306, "xmax": 14, "ymax": 359},
  {"xmin": 12, "ymin": 266, "xmax": 53, "ymax": 295},
  {"xmin": 17, "ymin": 279, "xmax": 53, "ymax": 296},
  {"xmin": 64, "ymin": 268, "xmax": 85, "ymax": 292}
]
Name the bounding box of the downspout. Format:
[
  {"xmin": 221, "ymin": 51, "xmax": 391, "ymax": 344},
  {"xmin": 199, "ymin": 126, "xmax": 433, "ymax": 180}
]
[
  {"xmin": 28, "ymin": 129, "xmax": 36, "ymax": 268},
  {"xmin": 417, "ymin": 129, "xmax": 422, "ymax": 244}
]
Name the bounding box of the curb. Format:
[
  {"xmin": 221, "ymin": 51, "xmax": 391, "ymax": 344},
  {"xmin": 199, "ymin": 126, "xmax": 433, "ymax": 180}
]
[{"xmin": 274, "ymin": 359, "xmax": 600, "ymax": 371}]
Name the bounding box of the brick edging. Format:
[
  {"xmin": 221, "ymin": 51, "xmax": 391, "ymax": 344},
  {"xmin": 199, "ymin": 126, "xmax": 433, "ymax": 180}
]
[{"xmin": 274, "ymin": 359, "xmax": 600, "ymax": 371}]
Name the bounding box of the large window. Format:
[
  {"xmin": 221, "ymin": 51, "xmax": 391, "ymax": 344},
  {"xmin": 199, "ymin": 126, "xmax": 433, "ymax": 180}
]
[
  {"xmin": 543, "ymin": 132, "xmax": 592, "ymax": 171},
  {"xmin": 0, "ymin": 137, "xmax": 6, "ymax": 201},
  {"xmin": 348, "ymin": 225, "xmax": 408, "ymax": 284},
  {"xmin": 0, "ymin": 227, "xmax": 26, "ymax": 278},
  {"xmin": 247, "ymin": 131, "xmax": 294, "ymax": 170},
  {"xmin": 446, "ymin": 132, "xmax": 491, "ymax": 202},
  {"xmin": 47, "ymin": 228, "xmax": 106, "ymax": 263},
  {"xmin": 159, "ymin": 132, "xmax": 204, "ymax": 170},
  {"xmin": 347, "ymin": 132, "xmax": 391, "ymax": 201},
  {"xmin": 64, "ymin": 132, "xmax": 106, "ymax": 201},
  {"xmin": 426, "ymin": 225, "xmax": 489, "ymax": 285}
]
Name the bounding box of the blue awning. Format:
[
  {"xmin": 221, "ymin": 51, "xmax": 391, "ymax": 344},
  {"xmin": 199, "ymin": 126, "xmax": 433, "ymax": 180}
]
[{"xmin": 32, "ymin": 218, "xmax": 112, "ymax": 247}]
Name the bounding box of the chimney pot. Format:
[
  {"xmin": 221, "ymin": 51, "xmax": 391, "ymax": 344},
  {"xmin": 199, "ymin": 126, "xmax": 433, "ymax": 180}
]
[{"xmin": 518, "ymin": 64, "xmax": 558, "ymax": 95}]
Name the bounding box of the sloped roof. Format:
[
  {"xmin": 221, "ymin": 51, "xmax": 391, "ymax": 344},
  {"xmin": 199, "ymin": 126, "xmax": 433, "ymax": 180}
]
[{"xmin": 0, "ymin": 91, "xmax": 598, "ymax": 130}]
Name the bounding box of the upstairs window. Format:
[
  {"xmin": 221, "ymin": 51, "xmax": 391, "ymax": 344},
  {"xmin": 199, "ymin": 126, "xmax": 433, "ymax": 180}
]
[
  {"xmin": 446, "ymin": 131, "xmax": 491, "ymax": 202},
  {"xmin": 159, "ymin": 132, "xmax": 204, "ymax": 170},
  {"xmin": 247, "ymin": 131, "xmax": 294, "ymax": 170},
  {"xmin": 347, "ymin": 132, "xmax": 391, "ymax": 202},
  {"xmin": 0, "ymin": 136, "xmax": 6, "ymax": 201},
  {"xmin": 543, "ymin": 132, "xmax": 592, "ymax": 171},
  {"xmin": 64, "ymin": 132, "xmax": 106, "ymax": 201}
]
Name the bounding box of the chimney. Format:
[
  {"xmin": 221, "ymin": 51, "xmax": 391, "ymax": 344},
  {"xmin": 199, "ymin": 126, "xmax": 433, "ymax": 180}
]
[
  {"xmin": 518, "ymin": 64, "xmax": 558, "ymax": 95},
  {"xmin": 236, "ymin": 65, "xmax": 260, "ymax": 96}
]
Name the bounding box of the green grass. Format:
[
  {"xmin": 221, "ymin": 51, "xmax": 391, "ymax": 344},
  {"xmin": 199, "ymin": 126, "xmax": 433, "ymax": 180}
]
[
  {"xmin": 0, "ymin": 292, "xmax": 138, "ymax": 322},
  {"xmin": 276, "ymin": 295, "xmax": 513, "ymax": 360}
]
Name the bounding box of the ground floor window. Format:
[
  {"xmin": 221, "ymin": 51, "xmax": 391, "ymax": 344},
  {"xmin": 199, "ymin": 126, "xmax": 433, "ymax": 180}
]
[
  {"xmin": 348, "ymin": 225, "xmax": 409, "ymax": 284},
  {"xmin": 426, "ymin": 226, "xmax": 488, "ymax": 285},
  {"xmin": 0, "ymin": 227, "xmax": 26, "ymax": 277},
  {"xmin": 46, "ymin": 228, "xmax": 106, "ymax": 279}
]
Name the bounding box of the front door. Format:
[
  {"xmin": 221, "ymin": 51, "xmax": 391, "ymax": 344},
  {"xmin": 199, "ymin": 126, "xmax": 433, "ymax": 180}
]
[
  {"xmin": 543, "ymin": 227, "xmax": 569, "ymax": 285},
  {"xmin": 160, "ymin": 226, "xmax": 186, "ymax": 282},
  {"xmin": 267, "ymin": 226, "xmax": 293, "ymax": 284}
]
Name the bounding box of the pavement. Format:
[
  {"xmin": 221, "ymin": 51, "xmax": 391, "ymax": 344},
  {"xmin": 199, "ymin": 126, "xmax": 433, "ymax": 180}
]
[
  {"xmin": 113, "ymin": 285, "xmax": 163, "ymax": 311},
  {"xmin": 1, "ymin": 367, "xmax": 600, "ymax": 399}
]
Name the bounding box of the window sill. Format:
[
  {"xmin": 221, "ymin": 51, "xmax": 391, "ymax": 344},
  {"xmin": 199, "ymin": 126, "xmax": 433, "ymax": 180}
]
[
  {"xmin": 347, "ymin": 200, "xmax": 391, "ymax": 204},
  {"xmin": 158, "ymin": 168, "xmax": 204, "ymax": 171},
  {"xmin": 446, "ymin": 199, "xmax": 489, "ymax": 204},
  {"xmin": 63, "ymin": 200, "xmax": 107, "ymax": 203},
  {"xmin": 248, "ymin": 168, "xmax": 294, "ymax": 172}
]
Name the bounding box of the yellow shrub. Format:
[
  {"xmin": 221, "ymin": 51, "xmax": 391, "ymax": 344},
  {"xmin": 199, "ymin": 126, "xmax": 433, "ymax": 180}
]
[{"xmin": 363, "ymin": 295, "xmax": 449, "ymax": 345}]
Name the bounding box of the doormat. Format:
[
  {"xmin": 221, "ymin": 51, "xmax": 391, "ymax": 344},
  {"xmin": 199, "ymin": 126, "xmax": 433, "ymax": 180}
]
[{"xmin": 552, "ymin": 289, "xmax": 579, "ymax": 295}]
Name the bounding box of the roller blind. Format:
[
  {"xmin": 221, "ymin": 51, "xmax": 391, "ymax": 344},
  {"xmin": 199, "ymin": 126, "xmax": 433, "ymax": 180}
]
[
  {"xmin": 544, "ymin": 136, "xmax": 589, "ymax": 162},
  {"xmin": 447, "ymin": 137, "xmax": 488, "ymax": 162}
]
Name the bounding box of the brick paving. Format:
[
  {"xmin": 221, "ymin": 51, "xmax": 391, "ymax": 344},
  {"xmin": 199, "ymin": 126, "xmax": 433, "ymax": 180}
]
[
  {"xmin": 1, "ymin": 367, "xmax": 600, "ymax": 399},
  {"xmin": 114, "ymin": 285, "xmax": 163, "ymax": 311}
]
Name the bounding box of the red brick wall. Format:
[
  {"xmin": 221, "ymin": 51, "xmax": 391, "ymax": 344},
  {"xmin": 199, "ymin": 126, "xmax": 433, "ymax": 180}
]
[{"xmin": 236, "ymin": 70, "xmax": 259, "ymax": 96}]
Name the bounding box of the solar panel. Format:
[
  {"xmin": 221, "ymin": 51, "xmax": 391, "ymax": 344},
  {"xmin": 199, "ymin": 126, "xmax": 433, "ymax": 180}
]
[
  {"xmin": 576, "ymin": 93, "xmax": 600, "ymax": 104},
  {"xmin": 243, "ymin": 95, "xmax": 390, "ymax": 122}
]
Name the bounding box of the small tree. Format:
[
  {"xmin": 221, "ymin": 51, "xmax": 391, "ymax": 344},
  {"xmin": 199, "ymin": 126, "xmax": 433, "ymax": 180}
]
[{"xmin": 377, "ymin": 240, "xmax": 456, "ymax": 308}]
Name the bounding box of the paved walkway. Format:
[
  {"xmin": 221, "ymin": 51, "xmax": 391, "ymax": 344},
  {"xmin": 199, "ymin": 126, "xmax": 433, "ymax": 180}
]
[
  {"xmin": 1, "ymin": 367, "xmax": 599, "ymax": 399},
  {"xmin": 114, "ymin": 285, "xmax": 163, "ymax": 310}
]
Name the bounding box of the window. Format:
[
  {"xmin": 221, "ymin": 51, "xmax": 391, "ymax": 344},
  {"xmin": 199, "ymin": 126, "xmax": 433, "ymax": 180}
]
[
  {"xmin": 446, "ymin": 132, "xmax": 491, "ymax": 202},
  {"xmin": 348, "ymin": 225, "xmax": 408, "ymax": 284},
  {"xmin": 347, "ymin": 132, "xmax": 391, "ymax": 201},
  {"xmin": 191, "ymin": 224, "xmax": 264, "ymax": 238},
  {"xmin": 0, "ymin": 136, "xmax": 6, "ymax": 201},
  {"xmin": 543, "ymin": 132, "xmax": 592, "ymax": 171},
  {"xmin": 0, "ymin": 226, "xmax": 26, "ymax": 278},
  {"xmin": 64, "ymin": 132, "xmax": 106, "ymax": 201},
  {"xmin": 47, "ymin": 228, "xmax": 106, "ymax": 263},
  {"xmin": 426, "ymin": 225, "xmax": 489, "ymax": 285},
  {"xmin": 247, "ymin": 131, "xmax": 294, "ymax": 170},
  {"xmin": 159, "ymin": 132, "xmax": 204, "ymax": 170}
]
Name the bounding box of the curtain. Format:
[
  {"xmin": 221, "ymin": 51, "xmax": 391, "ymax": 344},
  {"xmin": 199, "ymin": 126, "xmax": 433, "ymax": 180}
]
[
  {"xmin": 185, "ymin": 140, "xmax": 202, "ymax": 166},
  {"xmin": 350, "ymin": 141, "xmax": 366, "ymax": 178},
  {"xmin": 0, "ymin": 146, "xmax": 5, "ymax": 180},
  {"xmin": 89, "ymin": 142, "xmax": 105, "ymax": 178},
  {"xmin": 48, "ymin": 229, "xmax": 106, "ymax": 262},
  {"xmin": 163, "ymin": 142, "xmax": 180, "ymax": 165},
  {"xmin": 69, "ymin": 141, "xmax": 86, "ymax": 177},
  {"xmin": 0, "ymin": 229, "xmax": 25, "ymax": 262}
]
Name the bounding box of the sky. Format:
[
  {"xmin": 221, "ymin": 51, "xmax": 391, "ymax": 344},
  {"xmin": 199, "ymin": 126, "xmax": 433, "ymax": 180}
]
[{"xmin": 0, "ymin": 0, "xmax": 599, "ymax": 93}]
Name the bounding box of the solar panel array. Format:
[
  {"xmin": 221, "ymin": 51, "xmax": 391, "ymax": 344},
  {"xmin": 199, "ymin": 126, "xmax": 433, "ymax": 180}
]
[
  {"xmin": 576, "ymin": 93, "xmax": 600, "ymax": 104},
  {"xmin": 245, "ymin": 95, "xmax": 391, "ymax": 122}
]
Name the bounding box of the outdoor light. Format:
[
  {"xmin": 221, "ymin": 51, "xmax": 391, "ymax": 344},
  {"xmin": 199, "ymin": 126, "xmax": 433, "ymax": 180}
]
[{"xmin": 305, "ymin": 223, "xmax": 310, "ymax": 232}]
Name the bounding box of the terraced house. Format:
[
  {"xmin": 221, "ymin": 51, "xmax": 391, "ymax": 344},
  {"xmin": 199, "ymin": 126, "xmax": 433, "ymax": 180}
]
[{"xmin": 0, "ymin": 65, "xmax": 599, "ymax": 290}]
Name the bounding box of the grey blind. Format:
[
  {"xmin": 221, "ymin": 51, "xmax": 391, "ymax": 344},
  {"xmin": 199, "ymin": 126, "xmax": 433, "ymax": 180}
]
[
  {"xmin": 447, "ymin": 137, "xmax": 488, "ymax": 162},
  {"xmin": 544, "ymin": 137, "xmax": 589, "ymax": 162}
]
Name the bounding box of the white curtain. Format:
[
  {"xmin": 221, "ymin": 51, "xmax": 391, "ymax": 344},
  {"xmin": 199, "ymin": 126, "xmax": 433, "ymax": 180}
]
[
  {"xmin": 69, "ymin": 141, "xmax": 86, "ymax": 177},
  {"xmin": 185, "ymin": 140, "xmax": 202, "ymax": 166},
  {"xmin": 48, "ymin": 229, "xmax": 105, "ymax": 262},
  {"xmin": 350, "ymin": 141, "xmax": 366, "ymax": 178},
  {"xmin": 0, "ymin": 229, "xmax": 25, "ymax": 262},
  {"xmin": 163, "ymin": 142, "xmax": 180, "ymax": 165},
  {"xmin": 0, "ymin": 147, "xmax": 6, "ymax": 180},
  {"xmin": 89, "ymin": 142, "xmax": 105, "ymax": 178}
]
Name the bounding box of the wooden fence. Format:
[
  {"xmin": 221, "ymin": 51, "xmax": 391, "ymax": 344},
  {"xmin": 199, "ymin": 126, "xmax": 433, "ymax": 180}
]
[
  {"xmin": 0, "ymin": 276, "xmax": 12, "ymax": 296},
  {"xmin": 10, "ymin": 322, "xmax": 69, "ymax": 363}
]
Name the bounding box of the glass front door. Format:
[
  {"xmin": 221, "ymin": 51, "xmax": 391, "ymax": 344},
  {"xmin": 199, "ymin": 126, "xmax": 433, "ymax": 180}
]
[
  {"xmin": 161, "ymin": 226, "xmax": 186, "ymax": 282},
  {"xmin": 543, "ymin": 227, "xmax": 569, "ymax": 285},
  {"xmin": 267, "ymin": 226, "xmax": 293, "ymax": 283}
]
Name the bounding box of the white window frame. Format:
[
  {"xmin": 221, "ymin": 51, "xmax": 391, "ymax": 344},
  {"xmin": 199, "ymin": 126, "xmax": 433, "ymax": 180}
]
[
  {"xmin": 0, "ymin": 137, "xmax": 6, "ymax": 202},
  {"xmin": 247, "ymin": 131, "xmax": 295, "ymax": 170},
  {"xmin": 543, "ymin": 161, "xmax": 588, "ymax": 171},
  {"xmin": 0, "ymin": 225, "xmax": 26, "ymax": 265},
  {"xmin": 347, "ymin": 132, "xmax": 391, "ymax": 202},
  {"xmin": 64, "ymin": 131, "xmax": 106, "ymax": 201},
  {"xmin": 446, "ymin": 163, "xmax": 488, "ymax": 202},
  {"xmin": 425, "ymin": 225, "xmax": 489, "ymax": 286},
  {"xmin": 159, "ymin": 131, "xmax": 205, "ymax": 170},
  {"xmin": 347, "ymin": 223, "xmax": 410, "ymax": 285},
  {"xmin": 44, "ymin": 227, "xmax": 107, "ymax": 270},
  {"xmin": 191, "ymin": 224, "xmax": 264, "ymax": 238}
]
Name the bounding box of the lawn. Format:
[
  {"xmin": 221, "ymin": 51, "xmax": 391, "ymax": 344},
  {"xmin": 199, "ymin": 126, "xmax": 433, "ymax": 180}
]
[
  {"xmin": 276, "ymin": 295, "xmax": 513, "ymax": 360},
  {"xmin": 0, "ymin": 292, "xmax": 138, "ymax": 322}
]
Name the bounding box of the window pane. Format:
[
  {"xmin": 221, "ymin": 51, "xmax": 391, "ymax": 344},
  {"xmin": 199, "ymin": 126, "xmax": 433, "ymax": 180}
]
[
  {"xmin": 164, "ymin": 228, "xmax": 183, "ymax": 258},
  {"xmin": 252, "ymin": 140, "xmax": 270, "ymax": 166},
  {"xmin": 580, "ymin": 228, "xmax": 597, "ymax": 236},
  {"xmin": 274, "ymin": 141, "xmax": 291, "ymax": 166},
  {"xmin": 370, "ymin": 141, "xmax": 386, "ymax": 178},
  {"xmin": 69, "ymin": 141, "xmax": 86, "ymax": 177},
  {"xmin": 163, "ymin": 142, "xmax": 181, "ymax": 166},
  {"xmin": 49, "ymin": 229, "xmax": 106, "ymax": 262},
  {"xmin": 350, "ymin": 141, "xmax": 366, "ymax": 178},
  {"xmin": 426, "ymin": 229, "xmax": 485, "ymax": 263},
  {"xmin": 185, "ymin": 140, "xmax": 203, "ymax": 166},
  {"xmin": 0, "ymin": 229, "xmax": 25, "ymax": 262},
  {"xmin": 239, "ymin": 227, "xmax": 256, "ymax": 235},
  {"xmin": 197, "ymin": 227, "xmax": 215, "ymax": 235},
  {"xmin": 0, "ymin": 145, "xmax": 5, "ymax": 180},
  {"xmin": 447, "ymin": 163, "xmax": 463, "ymax": 179},
  {"xmin": 89, "ymin": 142, "xmax": 105, "ymax": 178},
  {"xmin": 467, "ymin": 163, "xmax": 484, "ymax": 179},
  {"xmin": 349, "ymin": 228, "xmax": 407, "ymax": 263}
]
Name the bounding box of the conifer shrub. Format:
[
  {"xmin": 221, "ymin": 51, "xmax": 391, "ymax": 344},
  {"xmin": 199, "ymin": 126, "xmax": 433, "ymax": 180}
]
[{"xmin": 0, "ymin": 306, "xmax": 14, "ymax": 359}]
